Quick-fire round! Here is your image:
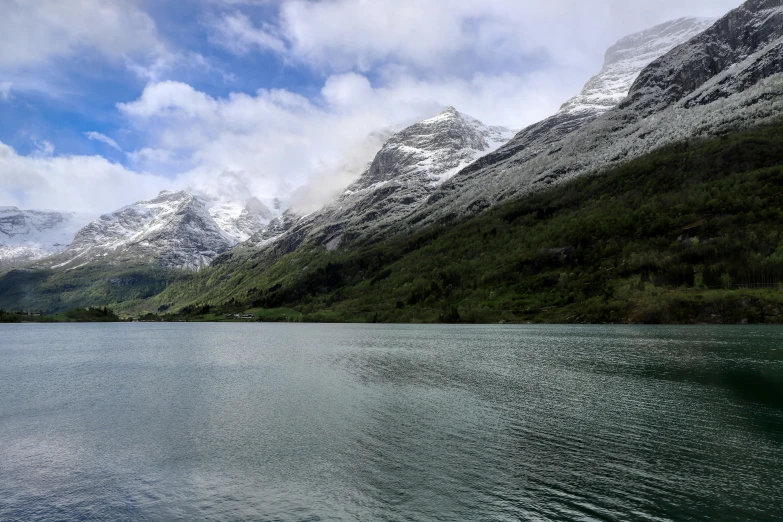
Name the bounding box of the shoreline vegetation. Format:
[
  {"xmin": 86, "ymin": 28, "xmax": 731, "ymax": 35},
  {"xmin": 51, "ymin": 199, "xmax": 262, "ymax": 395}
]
[
  {"xmin": 0, "ymin": 307, "xmax": 122, "ymax": 323},
  {"xmin": 3, "ymin": 122, "xmax": 783, "ymax": 325},
  {"xmin": 4, "ymin": 291, "xmax": 783, "ymax": 325}
]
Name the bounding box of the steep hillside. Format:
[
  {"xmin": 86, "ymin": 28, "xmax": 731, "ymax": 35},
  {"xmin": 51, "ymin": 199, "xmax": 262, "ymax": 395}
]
[
  {"xmin": 250, "ymin": 107, "xmax": 515, "ymax": 253},
  {"xmin": 415, "ymin": 0, "xmax": 783, "ymax": 229},
  {"xmin": 40, "ymin": 191, "xmax": 237, "ymax": 271},
  {"xmin": 153, "ymin": 121, "xmax": 783, "ymax": 324}
]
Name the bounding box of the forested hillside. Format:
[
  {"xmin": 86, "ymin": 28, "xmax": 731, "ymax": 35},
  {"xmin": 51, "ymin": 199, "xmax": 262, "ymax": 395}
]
[{"xmin": 153, "ymin": 121, "xmax": 783, "ymax": 324}]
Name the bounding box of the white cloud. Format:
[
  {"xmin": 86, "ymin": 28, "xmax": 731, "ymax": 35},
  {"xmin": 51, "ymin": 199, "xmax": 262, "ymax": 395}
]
[
  {"xmin": 115, "ymin": 68, "xmax": 576, "ymax": 213},
  {"xmin": 1, "ymin": 0, "xmax": 748, "ymax": 215},
  {"xmin": 208, "ymin": 12, "xmax": 286, "ymax": 55},
  {"xmin": 0, "ymin": 82, "xmax": 11, "ymax": 100},
  {"xmin": 84, "ymin": 132, "xmax": 122, "ymax": 151},
  {"xmin": 273, "ymin": 0, "xmax": 741, "ymax": 73},
  {"xmin": 0, "ymin": 0, "xmax": 164, "ymax": 68},
  {"xmin": 0, "ymin": 141, "xmax": 170, "ymax": 214}
]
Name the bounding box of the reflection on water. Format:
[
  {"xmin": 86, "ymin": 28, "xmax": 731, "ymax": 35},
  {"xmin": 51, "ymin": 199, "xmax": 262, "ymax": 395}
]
[{"xmin": 0, "ymin": 324, "xmax": 781, "ymax": 521}]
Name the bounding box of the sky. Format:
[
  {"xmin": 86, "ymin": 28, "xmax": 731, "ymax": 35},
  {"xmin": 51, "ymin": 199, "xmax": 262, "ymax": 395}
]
[{"xmin": 0, "ymin": 0, "xmax": 743, "ymax": 214}]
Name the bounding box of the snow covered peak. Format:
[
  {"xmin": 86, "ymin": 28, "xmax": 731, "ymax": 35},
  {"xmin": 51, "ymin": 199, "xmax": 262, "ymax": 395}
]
[
  {"xmin": 208, "ymin": 197, "xmax": 275, "ymax": 243},
  {"xmin": 350, "ymin": 108, "xmax": 516, "ymax": 191},
  {"xmin": 423, "ymin": 106, "xmax": 461, "ymax": 123},
  {"xmin": 0, "ymin": 207, "xmax": 95, "ymax": 270},
  {"xmin": 624, "ymin": 0, "xmax": 783, "ymax": 114},
  {"xmin": 257, "ymin": 108, "xmax": 517, "ymax": 252},
  {"xmin": 41, "ymin": 191, "xmax": 236, "ymax": 270},
  {"xmin": 559, "ymin": 17, "xmax": 716, "ymax": 116}
]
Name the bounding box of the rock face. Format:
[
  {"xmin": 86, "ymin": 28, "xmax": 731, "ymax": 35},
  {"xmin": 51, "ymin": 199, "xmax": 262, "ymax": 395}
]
[
  {"xmin": 42, "ymin": 191, "xmax": 237, "ymax": 270},
  {"xmin": 253, "ymin": 107, "xmax": 515, "ymax": 251},
  {"xmin": 406, "ymin": 0, "xmax": 783, "ymax": 229},
  {"xmin": 462, "ymin": 17, "xmax": 715, "ymax": 177},
  {"xmin": 561, "ymin": 17, "xmax": 717, "ymax": 116},
  {"xmin": 624, "ymin": 0, "xmax": 783, "ymax": 114},
  {"xmin": 0, "ymin": 207, "xmax": 95, "ymax": 270}
]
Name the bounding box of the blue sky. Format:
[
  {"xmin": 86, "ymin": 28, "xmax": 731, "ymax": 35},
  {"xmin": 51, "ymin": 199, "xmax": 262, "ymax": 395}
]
[{"xmin": 0, "ymin": 0, "xmax": 742, "ymax": 213}]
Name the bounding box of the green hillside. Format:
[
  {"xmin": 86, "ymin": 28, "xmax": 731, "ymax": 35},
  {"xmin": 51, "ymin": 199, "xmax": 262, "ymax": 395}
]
[
  {"xmin": 0, "ymin": 263, "xmax": 182, "ymax": 315},
  {"xmin": 147, "ymin": 121, "xmax": 783, "ymax": 324},
  {"xmin": 2, "ymin": 122, "xmax": 783, "ymax": 323}
]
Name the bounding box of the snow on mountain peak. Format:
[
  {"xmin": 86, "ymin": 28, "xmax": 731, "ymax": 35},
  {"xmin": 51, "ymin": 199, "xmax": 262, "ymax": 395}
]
[
  {"xmin": 350, "ymin": 107, "xmax": 516, "ymax": 191},
  {"xmin": 0, "ymin": 207, "xmax": 96, "ymax": 270},
  {"xmin": 208, "ymin": 197, "xmax": 275, "ymax": 243},
  {"xmin": 559, "ymin": 17, "xmax": 717, "ymax": 116},
  {"xmin": 249, "ymin": 108, "xmax": 517, "ymax": 252}
]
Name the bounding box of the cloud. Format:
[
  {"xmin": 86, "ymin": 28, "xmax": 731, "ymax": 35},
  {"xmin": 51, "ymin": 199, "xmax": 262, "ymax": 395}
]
[
  {"xmin": 1, "ymin": 0, "xmax": 746, "ymax": 215},
  {"xmin": 0, "ymin": 82, "xmax": 11, "ymax": 100},
  {"xmin": 115, "ymin": 68, "xmax": 576, "ymax": 213},
  {"xmin": 0, "ymin": 0, "xmax": 164, "ymax": 68},
  {"xmin": 0, "ymin": 141, "xmax": 169, "ymax": 214},
  {"xmin": 118, "ymin": 80, "xmax": 389, "ymax": 210},
  {"xmin": 208, "ymin": 0, "xmax": 741, "ymax": 80},
  {"xmin": 208, "ymin": 12, "xmax": 286, "ymax": 55},
  {"xmin": 84, "ymin": 132, "xmax": 122, "ymax": 151}
]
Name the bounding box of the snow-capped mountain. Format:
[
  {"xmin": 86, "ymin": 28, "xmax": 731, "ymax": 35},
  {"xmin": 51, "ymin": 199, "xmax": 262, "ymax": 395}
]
[
  {"xmin": 41, "ymin": 191, "xmax": 238, "ymax": 271},
  {"xmin": 254, "ymin": 17, "xmax": 715, "ymax": 253},
  {"xmin": 624, "ymin": 0, "xmax": 783, "ymax": 114},
  {"xmin": 208, "ymin": 197, "xmax": 275, "ymax": 243},
  {"xmin": 413, "ymin": 0, "xmax": 783, "ymax": 227},
  {"xmin": 462, "ymin": 17, "xmax": 715, "ymax": 177},
  {"xmin": 559, "ymin": 17, "xmax": 717, "ymax": 117},
  {"xmin": 0, "ymin": 208, "xmax": 95, "ymax": 270},
  {"xmin": 251, "ymin": 107, "xmax": 515, "ymax": 251}
]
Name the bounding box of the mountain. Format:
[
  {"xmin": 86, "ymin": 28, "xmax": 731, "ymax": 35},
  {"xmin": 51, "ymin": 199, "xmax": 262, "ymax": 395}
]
[
  {"xmin": 252, "ymin": 107, "xmax": 515, "ymax": 252},
  {"xmin": 0, "ymin": 208, "xmax": 95, "ymax": 270},
  {"xmin": 40, "ymin": 191, "xmax": 237, "ymax": 271},
  {"xmin": 155, "ymin": 121, "xmax": 783, "ymax": 324},
  {"xmin": 459, "ymin": 17, "xmax": 716, "ymax": 180},
  {"xmin": 413, "ymin": 1, "xmax": 783, "ymax": 227},
  {"xmin": 624, "ymin": 0, "xmax": 783, "ymax": 114},
  {"xmin": 208, "ymin": 197, "xmax": 275, "ymax": 243},
  {"xmin": 250, "ymin": 17, "xmax": 716, "ymax": 254},
  {"xmin": 560, "ymin": 17, "xmax": 718, "ymax": 116}
]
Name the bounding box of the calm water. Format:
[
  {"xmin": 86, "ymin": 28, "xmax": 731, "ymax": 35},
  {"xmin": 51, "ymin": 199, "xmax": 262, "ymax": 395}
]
[{"xmin": 0, "ymin": 324, "xmax": 781, "ymax": 521}]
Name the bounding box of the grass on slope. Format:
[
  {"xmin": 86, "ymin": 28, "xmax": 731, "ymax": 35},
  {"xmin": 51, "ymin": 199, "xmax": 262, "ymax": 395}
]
[
  {"xmin": 154, "ymin": 121, "xmax": 783, "ymax": 324},
  {"xmin": 0, "ymin": 264, "xmax": 183, "ymax": 315}
]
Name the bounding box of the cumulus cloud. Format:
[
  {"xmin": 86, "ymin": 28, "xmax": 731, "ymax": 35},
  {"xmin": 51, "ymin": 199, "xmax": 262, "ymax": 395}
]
[
  {"xmin": 117, "ymin": 79, "xmax": 393, "ymax": 211},
  {"xmin": 0, "ymin": 141, "xmax": 169, "ymax": 214},
  {"xmin": 84, "ymin": 132, "xmax": 122, "ymax": 151}
]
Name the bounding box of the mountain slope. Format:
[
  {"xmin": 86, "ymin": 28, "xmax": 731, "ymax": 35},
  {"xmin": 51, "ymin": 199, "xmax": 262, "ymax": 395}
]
[
  {"xmin": 415, "ymin": 0, "xmax": 783, "ymax": 228},
  {"xmin": 626, "ymin": 0, "xmax": 783, "ymax": 114},
  {"xmin": 251, "ymin": 107, "xmax": 515, "ymax": 252},
  {"xmin": 153, "ymin": 121, "xmax": 783, "ymax": 324},
  {"xmin": 0, "ymin": 208, "xmax": 95, "ymax": 270},
  {"xmin": 41, "ymin": 191, "xmax": 237, "ymax": 271},
  {"xmin": 460, "ymin": 17, "xmax": 715, "ymax": 178}
]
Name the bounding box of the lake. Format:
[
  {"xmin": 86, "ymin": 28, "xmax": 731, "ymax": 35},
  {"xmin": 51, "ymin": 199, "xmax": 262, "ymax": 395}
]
[{"xmin": 0, "ymin": 324, "xmax": 781, "ymax": 521}]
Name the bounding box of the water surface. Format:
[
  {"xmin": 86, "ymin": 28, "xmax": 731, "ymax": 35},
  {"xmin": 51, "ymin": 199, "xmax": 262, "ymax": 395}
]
[{"xmin": 1, "ymin": 324, "xmax": 781, "ymax": 521}]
